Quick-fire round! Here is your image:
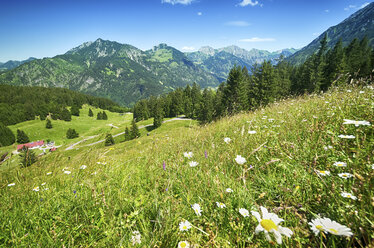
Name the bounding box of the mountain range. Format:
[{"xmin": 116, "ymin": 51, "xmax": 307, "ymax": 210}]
[
  {"xmin": 0, "ymin": 57, "xmax": 36, "ymax": 71},
  {"xmin": 288, "ymin": 2, "xmax": 374, "ymax": 64},
  {"xmin": 0, "ymin": 41, "xmax": 295, "ymax": 106},
  {"xmin": 0, "ymin": 2, "xmax": 373, "ymax": 106}
]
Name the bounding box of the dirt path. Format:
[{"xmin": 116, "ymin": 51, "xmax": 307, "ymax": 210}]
[{"xmin": 65, "ymin": 117, "xmax": 192, "ymax": 150}]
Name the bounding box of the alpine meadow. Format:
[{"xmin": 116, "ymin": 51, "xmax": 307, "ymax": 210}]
[{"xmin": 0, "ymin": 1, "xmax": 374, "ymax": 247}]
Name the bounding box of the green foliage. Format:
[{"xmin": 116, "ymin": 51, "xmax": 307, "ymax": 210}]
[
  {"xmin": 104, "ymin": 134, "xmax": 115, "ymax": 146},
  {"xmin": 0, "ymin": 122, "xmax": 15, "ymax": 146},
  {"xmin": 0, "ymin": 85, "xmax": 124, "ymax": 126},
  {"xmin": 130, "ymin": 119, "xmax": 140, "ymax": 139},
  {"xmin": 16, "ymin": 129, "xmax": 30, "ymax": 144},
  {"xmin": 102, "ymin": 111, "xmax": 108, "ymax": 120},
  {"xmin": 124, "ymin": 127, "xmax": 131, "ymax": 141},
  {"xmin": 97, "ymin": 112, "xmax": 102, "ymax": 120},
  {"xmin": 66, "ymin": 128, "xmax": 79, "ymax": 139},
  {"xmin": 153, "ymin": 101, "xmax": 163, "ymax": 128},
  {"xmin": 45, "ymin": 119, "xmax": 52, "ymax": 129},
  {"xmin": 60, "ymin": 108, "xmax": 72, "ymax": 122},
  {"xmin": 88, "ymin": 108, "xmax": 94, "ymax": 117},
  {"xmin": 70, "ymin": 105, "xmax": 80, "ymax": 116},
  {"xmin": 19, "ymin": 147, "xmax": 37, "ymax": 167}
]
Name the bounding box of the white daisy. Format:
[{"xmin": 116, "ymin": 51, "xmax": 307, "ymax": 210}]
[
  {"xmin": 179, "ymin": 220, "xmax": 192, "ymax": 232},
  {"xmin": 341, "ymin": 192, "xmax": 357, "ymax": 200},
  {"xmin": 251, "ymin": 206, "xmax": 293, "ymax": 244},
  {"xmin": 189, "ymin": 161, "xmax": 198, "ymax": 167},
  {"xmin": 235, "ymin": 155, "xmax": 246, "ymax": 165},
  {"xmin": 248, "ymin": 130, "xmax": 257, "ymax": 134},
  {"xmin": 239, "ymin": 208, "xmax": 250, "ymax": 217},
  {"xmin": 46, "ymin": 172, "xmax": 52, "ymax": 175},
  {"xmin": 216, "ymin": 202, "xmax": 226, "ymax": 208},
  {"xmin": 338, "ymin": 135, "xmax": 355, "ymax": 139},
  {"xmin": 41, "ymin": 182, "xmax": 46, "ymax": 186},
  {"xmin": 224, "ymin": 137, "xmax": 231, "ymax": 144},
  {"xmin": 130, "ymin": 230, "xmax": 141, "ymax": 245},
  {"xmin": 32, "ymin": 186, "xmax": 40, "ymax": 192},
  {"xmin": 178, "ymin": 241, "xmax": 190, "ymax": 248},
  {"xmin": 338, "ymin": 173, "xmax": 353, "ymax": 179},
  {"xmin": 80, "ymin": 165, "xmax": 87, "ymax": 169},
  {"xmin": 183, "ymin": 152, "xmax": 193, "ymax": 159},
  {"xmin": 226, "ymin": 188, "xmax": 233, "ymax": 193},
  {"xmin": 317, "ymin": 170, "xmax": 330, "ymax": 176},
  {"xmin": 191, "ymin": 203, "xmax": 202, "ymax": 216},
  {"xmin": 64, "ymin": 170, "xmax": 71, "ymax": 175},
  {"xmin": 7, "ymin": 183, "xmax": 15, "ymax": 187},
  {"xmin": 323, "ymin": 145, "xmax": 333, "ymax": 150},
  {"xmin": 334, "ymin": 162, "xmax": 347, "ymax": 167},
  {"xmin": 343, "ymin": 119, "xmax": 371, "ymax": 127},
  {"xmin": 309, "ymin": 217, "xmax": 353, "ymax": 237},
  {"xmin": 309, "ymin": 218, "xmax": 327, "ymax": 236}
]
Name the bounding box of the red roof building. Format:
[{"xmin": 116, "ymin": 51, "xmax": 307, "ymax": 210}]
[{"xmin": 17, "ymin": 140, "xmax": 44, "ymax": 151}]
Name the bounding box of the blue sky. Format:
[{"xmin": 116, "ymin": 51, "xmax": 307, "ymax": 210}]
[{"xmin": 0, "ymin": 0, "xmax": 372, "ymax": 61}]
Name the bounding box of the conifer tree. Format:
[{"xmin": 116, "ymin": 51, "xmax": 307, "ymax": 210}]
[
  {"xmin": 124, "ymin": 127, "xmax": 131, "ymax": 141},
  {"xmin": 198, "ymin": 88, "xmax": 214, "ymax": 123},
  {"xmin": 102, "ymin": 111, "xmax": 108, "ymax": 120},
  {"xmin": 16, "ymin": 129, "xmax": 30, "ymax": 144},
  {"xmin": 19, "ymin": 147, "xmax": 37, "ymax": 167},
  {"xmin": 105, "ymin": 134, "xmax": 115, "ymax": 146},
  {"xmin": 97, "ymin": 112, "xmax": 103, "ymax": 120},
  {"xmin": 66, "ymin": 128, "xmax": 79, "ymax": 139},
  {"xmin": 61, "ymin": 108, "xmax": 72, "ymax": 121},
  {"xmin": 130, "ymin": 119, "xmax": 140, "ymax": 139},
  {"xmin": 153, "ymin": 101, "xmax": 163, "ymax": 128},
  {"xmin": 88, "ymin": 108, "xmax": 94, "ymax": 117},
  {"xmin": 70, "ymin": 105, "xmax": 80, "ymax": 116},
  {"xmin": 46, "ymin": 118, "xmax": 52, "ymax": 129},
  {"xmin": 0, "ymin": 122, "xmax": 15, "ymax": 146}
]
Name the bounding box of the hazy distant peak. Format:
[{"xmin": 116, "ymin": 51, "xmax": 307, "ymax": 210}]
[{"xmin": 199, "ymin": 46, "xmax": 216, "ymax": 55}]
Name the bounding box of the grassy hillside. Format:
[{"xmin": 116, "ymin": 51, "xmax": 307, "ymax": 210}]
[{"xmin": 0, "ymin": 84, "xmax": 373, "ymax": 247}]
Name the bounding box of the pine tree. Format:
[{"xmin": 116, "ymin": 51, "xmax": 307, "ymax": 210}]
[
  {"xmin": 223, "ymin": 65, "xmax": 247, "ymax": 114},
  {"xmin": 46, "ymin": 118, "xmax": 52, "ymax": 129},
  {"xmin": 61, "ymin": 108, "xmax": 72, "ymax": 121},
  {"xmin": 105, "ymin": 134, "xmax": 115, "ymax": 146},
  {"xmin": 66, "ymin": 128, "xmax": 79, "ymax": 139},
  {"xmin": 153, "ymin": 101, "xmax": 163, "ymax": 128},
  {"xmin": 88, "ymin": 108, "xmax": 94, "ymax": 117},
  {"xmin": 130, "ymin": 119, "xmax": 140, "ymax": 139},
  {"xmin": 198, "ymin": 89, "xmax": 214, "ymax": 123},
  {"xmin": 124, "ymin": 127, "xmax": 131, "ymax": 141},
  {"xmin": 102, "ymin": 111, "xmax": 108, "ymax": 120},
  {"xmin": 16, "ymin": 129, "xmax": 30, "ymax": 144},
  {"xmin": 0, "ymin": 122, "xmax": 15, "ymax": 146},
  {"xmin": 97, "ymin": 112, "xmax": 103, "ymax": 120},
  {"xmin": 70, "ymin": 105, "xmax": 80, "ymax": 116},
  {"xmin": 19, "ymin": 147, "xmax": 37, "ymax": 167}
]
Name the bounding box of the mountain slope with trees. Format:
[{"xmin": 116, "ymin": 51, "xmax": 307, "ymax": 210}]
[
  {"xmin": 0, "ymin": 39, "xmax": 219, "ymax": 106},
  {"xmin": 287, "ymin": 2, "xmax": 374, "ymax": 64}
]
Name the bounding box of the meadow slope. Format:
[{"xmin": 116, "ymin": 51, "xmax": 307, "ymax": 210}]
[{"xmin": 0, "ymin": 83, "xmax": 373, "ymax": 247}]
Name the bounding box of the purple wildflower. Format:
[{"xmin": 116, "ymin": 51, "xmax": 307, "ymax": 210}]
[
  {"xmin": 163, "ymin": 161, "xmax": 166, "ymax": 171},
  {"xmin": 204, "ymin": 150, "xmax": 208, "ymax": 158}
]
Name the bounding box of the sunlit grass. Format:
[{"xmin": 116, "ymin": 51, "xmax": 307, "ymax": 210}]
[{"xmin": 0, "ymin": 84, "xmax": 373, "ymax": 247}]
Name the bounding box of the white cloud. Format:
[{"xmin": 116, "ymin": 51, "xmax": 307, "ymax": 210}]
[
  {"xmin": 181, "ymin": 46, "xmax": 196, "ymax": 51},
  {"xmin": 238, "ymin": 0, "xmax": 260, "ymax": 7},
  {"xmin": 225, "ymin": 21, "xmax": 250, "ymax": 27},
  {"xmin": 360, "ymin": 2, "xmax": 370, "ymax": 9},
  {"xmin": 324, "ymin": 9, "xmax": 329, "ymax": 13},
  {"xmin": 239, "ymin": 37, "xmax": 275, "ymax": 42},
  {"xmin": 344, "ymin": 5, "xmax": 356, "ymax": 11},
  {"xmin": 197, "ymin": 12, "xmax": 202, "ymax": 16},
  {"xmin": 161, "ymin": 0, "xmax": 194, "ymax": 5}
]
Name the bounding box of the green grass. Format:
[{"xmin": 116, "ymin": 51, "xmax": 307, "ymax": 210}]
[{"xmin": 0, "ymin": 84, "xmax": 373, "ymax": 247}]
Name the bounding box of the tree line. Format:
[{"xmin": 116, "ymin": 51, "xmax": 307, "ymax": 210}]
[
  {"xmin": 132, "ymin": 36, "xmax": 374, "ymax": 125},
  {"xmin": 0, "ymin": 85, "xmax": 129, "ymax": 126}
]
